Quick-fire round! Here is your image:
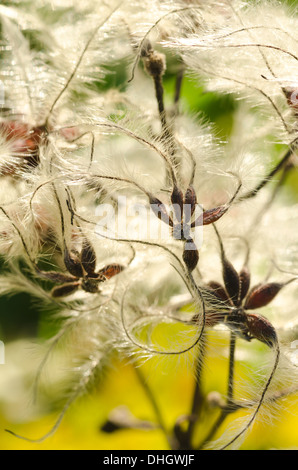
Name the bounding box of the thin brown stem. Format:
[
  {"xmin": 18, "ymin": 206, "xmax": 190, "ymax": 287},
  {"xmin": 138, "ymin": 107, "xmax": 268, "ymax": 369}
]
[
  {"xmin": 174, "ymin": 67, "xmax": 185, "ymax": 110},
  {"xmin": 153, "ymin": 74, "xmax": 167, "ymax": 130},
  {"xmin": 149, "ymin": 61, "xmax": 178, "ymax": 177},
  {"xmin": 227, "ymin": 333, "xmax": 236, "ymax": 404}
]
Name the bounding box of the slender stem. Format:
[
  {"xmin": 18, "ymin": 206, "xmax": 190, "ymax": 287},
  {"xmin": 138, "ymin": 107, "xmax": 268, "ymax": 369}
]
[
  {"xmin": 197, "ymin": 332, "xmax": 236, "ymax": 449},
  {"xmin": 52, "ymin": 183, "xmax": 66, "ymax": 247},
  {"xmin": 227, "ymin": 333, "xmax": 236, "ymax": 404},
  {"xmin": 191, "ymin": 339, "xmax": 207, "ymax": 416},
  {"xmin": 174, "ymin": 68, "xmax": 184, "ymax": 110},
  {"xmin": 152, "ymin": 70, "xmax": 178, "ymax": 177},
  {"xmin": 153, "ymin": 74, "xmax": 167, "ymax": 131},
  {"xmin": 181, "ymin": 336, "xmax": 207, "ymax": 449}
]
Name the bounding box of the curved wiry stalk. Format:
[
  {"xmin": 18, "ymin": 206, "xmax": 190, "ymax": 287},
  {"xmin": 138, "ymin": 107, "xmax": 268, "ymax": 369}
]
[
  {"xmin": 180, "ymin": 42, "xmax": 298, "ymax": 64},
  {"xmin": 44, "ymin": 3, "xmax": 122, "ymax": 127},
  {"xmin": 92, "ymin": 229, "xmax": 206, "ymax": 356},
  {"xmin": 120, "ymin": 282, "xmax": 205, "ymax": 357},
  {"xmin": 209, "ymin": 26, "xmax": 298, "ymax": 45},
  {"xmin": 128, "ymin": 6, "xmax": 204, "ymax": 83},
  {"xmin": 32, "ymin": 292, "xmax": 116, "ymax": 404},
  {"xmin": 193, "ymin": 64, "xmax": 290, "ymax": 133},
  {"xmin": 220, "ymin": 343, "xmax": 280, "ymax": 450},
  {"xmin": 5, "ymin": 392, "xmax": 80, "ymax": 443}
]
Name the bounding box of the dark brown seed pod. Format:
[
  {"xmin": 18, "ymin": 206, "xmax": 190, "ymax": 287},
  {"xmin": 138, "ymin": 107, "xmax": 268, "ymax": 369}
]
[
  {"xmin": 51, "ymin": 282, "xmax": 80, "ymax": 298},
  {"xmin": 0, "ymin": 121, "xmax": 45, "ymax": 175},
  {"xmin": 81, "ymin": 238, "xmax": 97, "ymax": 275},
  {"xmin": 98, "ymin": 264, "xmax": 125, "ymax": 280},
  {"xmin": 64, "ymin": 248, "xmax": 84, "ymax": 278},
  {"xmin": 222, "ymin": 257, "xmax": 240, "ymax": 306},
  {"xmin": 191, "ymin": 205, "xmax": 228, "ymax": 228},
  {"xmin": 143, "ymin": 50, "xmax": 166, "ymax": 78},
  {"xmin": 171, "ymin": 185, "xmax": 184, "ymax": 222},
  {"xmin": 184, "ymin": 186, "xmax": 197, "ymax": 222},
  {"xmin": 182, "ymin": 239, "xmax": 199, "ymax": 272},
  {"xmin": 203, "ymin": 206, "xmax": 229, "ymax": 225},
  {"xmin": 35, "ymin": 268, "xmax": 76, "ymax": 284},
  {"xmin": 149, "ymin": 194, "xmax": 173, "ymax": 226},
  {"xmin": 239, "ymin": 266, "xmax": 251, "ymax": 302},
  {"xmin": 245, "ymin": 313, "xmax": 278, "ymax": 347},
  {"xmin": 244, "ymin": 282, "xmax": 284, "ymax": 310},
  {"xmin": 206, "ymin": 281, "xmax": 229, "ymax": 303}
]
